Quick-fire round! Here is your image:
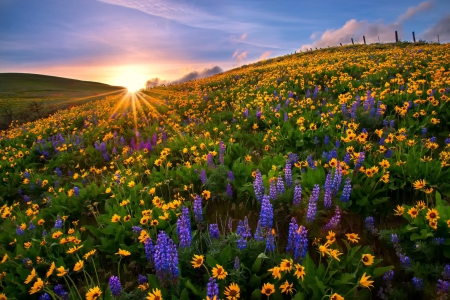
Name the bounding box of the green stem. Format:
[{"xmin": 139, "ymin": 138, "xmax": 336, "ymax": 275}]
[
  {"xmin": 118, "ymin": 257, "xmax": 122, "ymax": 281},
  {"xmin": 92, "ymin": 260, "xmax": 101, "ymax": 286},
  {"xmin": 64, "ymin": 275, "xmax": 82, "ymax": 300}
]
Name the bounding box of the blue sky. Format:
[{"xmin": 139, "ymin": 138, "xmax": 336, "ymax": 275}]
[{"xmin": 1, "ymin": 0, "xmax": 449, "ymax": 88}]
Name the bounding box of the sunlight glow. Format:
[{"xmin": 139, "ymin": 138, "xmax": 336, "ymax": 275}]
[{"xmin": 112, "ymin": 66, "xmax": 150, "ymax": 93}]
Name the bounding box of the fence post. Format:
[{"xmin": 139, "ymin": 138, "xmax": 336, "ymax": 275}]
[
  {"xmin": 395, "ymin": 31, "xmax": 398, "ymax": 43},
  {"xmin": 412, "ymin": 31, "xmax": 416, "ymax": 43},
  {"xmin": 363, "ymin": 36, "xmax": 366, "ymax": 45},
  {"xmin": 351, "ymin": 38, "xmax": 354, "ymax": 45}
]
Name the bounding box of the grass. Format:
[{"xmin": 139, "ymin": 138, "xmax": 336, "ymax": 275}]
[{"xmin": 0, "ymin": 73, "xmax": 126, "ymax": 130}]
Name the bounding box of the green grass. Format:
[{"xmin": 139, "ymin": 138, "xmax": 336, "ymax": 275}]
[{"xmin": 0, "ymin": 73, "xmax": 126, "ymax": 129}]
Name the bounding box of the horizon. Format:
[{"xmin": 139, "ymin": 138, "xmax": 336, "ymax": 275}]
[{"xmin": 1, "ymin": 0, "xmax": 449, "ymax": 90}]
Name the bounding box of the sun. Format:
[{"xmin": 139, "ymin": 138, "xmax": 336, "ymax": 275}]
[{"xmin": 112, "ymin": 66, "xmax": 149, "ymax": 93}]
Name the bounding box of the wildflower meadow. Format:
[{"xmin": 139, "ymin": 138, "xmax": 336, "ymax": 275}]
[{"xmin": 1, "ymin": 42, "xmax": 450, "ymax": 300}]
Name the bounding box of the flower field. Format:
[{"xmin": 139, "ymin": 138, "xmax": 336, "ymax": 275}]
[{"xmin": 1, "ymin": 42, "xmax": 450, "ymax": 299}]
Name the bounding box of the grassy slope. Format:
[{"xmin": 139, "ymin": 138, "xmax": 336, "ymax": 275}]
[{"xmin": 0, "ymin": 73, "xmax": 126, "ymax": 129}]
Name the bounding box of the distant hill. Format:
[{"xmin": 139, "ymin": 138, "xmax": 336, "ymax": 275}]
[{"xmin": 0, "ymin": 73, "xmax": 126, "ymax": 130}]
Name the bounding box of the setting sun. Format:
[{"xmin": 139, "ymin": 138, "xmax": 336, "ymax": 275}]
[{"xmin": 112, "ymin": 66, "xmax": 149, "ymax": 93}]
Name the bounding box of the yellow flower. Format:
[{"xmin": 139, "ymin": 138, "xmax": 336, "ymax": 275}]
[
  {"xmin": 191, "ymin": 254, "xmax": 204, "ymax": 268},
  {"xmin": 0, "ymin": 254, "xmax": 8, "ymax": 264},
  {"xmin": 359, "ymin": 272, "xmax": 374, "ymax": 289},
  {"xmin": 116, "ymin": 249, "xmax": 131, "ymax": 257},
  {"xmin": 426, "ymin": 208, "xmax": 439, "ymax": 221},
  {"xmin": 111, "ymin": 214, "xmax": 121, "ymax": 222},
  {"xmin": 73, "ymin": 260, "xmax": 84, "ymax": 272},
  {"xmin": 293, "ymin": 263, "xmax": 306, "ymax": 280},
  {"xmin": 29, "ymin": 277, "xmax": 44, "ymax": 294},
  {"xmin": 346, "ymin": 233, "xmax": 360, "ymax": 243},
  {"xmin": 224, "ymin": 282, "xmax": 240, "ymax": 300},
  {"xmin": 394, "ymin": 205, "xmax": 404, "ymax": 216},
  {"xmin": 261, "ymin": 283, "xmax": 275, "ymax": 296},
  {"xmin": 86, "ymin": 286, "xmax": 102, "ymax": 300},
  {"xmin": 280, "ymin": 280, "xmax": 293, "ymax": 294},
  {"xmin": 245, "ymin": 155, "xmax": 252, "ymax": 162},
  {"xmin": 413, "ymin": 179, "xmax": 426, "ymax": 190},
  {"xmin": 56, "ymin": 266, "xmax": 67, "ymax": 277},
  {"xmin": 361, "ymin": 254, "xmax": 375, "ymax": 266},
  {"xmin": 24, "ymin": 268, "xmax": 37, "ymax": 284},
  {"xmin": 46, "ymin": 262, "xmax": 55, "ymax": 277},
  {"xmin": 407, "ymin": 207, "xmax": 419, "ymax": 218},
  {"xmin": 268, "ymin": 266, "xmax": 281, "ymax": 279},
  {"xmin": 212, "ymin": 264, "xmax": 228, "ymax": 280},
  {"xmin": 66, "ymin": 245, "xmax": 83, "ymax": 254},
  {"xmin": 202, "ymin": 190, "xmax": 211, "ymax": 200},
  {"xmin": 128, "ymin": 181, "xmax": 135, "ymax": 188},
  {"xmin": 146, "ymin": 288, "xmax": 163, "ymax": 300},
  {"xmin": 326, "ymin": 231, "xmax": 336, "ymax": 244},
  {"xmin": 84, "ymin": 250, "xmax": 97, "ymax": 260},
  {"xmin": 0, "ymin": 293, "xmax": 7, "ymax": 300},
  {"xmin": 319, "ymin": 244, "xmax": 330, "ymax": 257},
  {"xmin": 330, "ymin": 249, "xmax": 343, "ymax": 261},
  {"xmin": 330, "ymin": 293, "xmax": 345, "ymax": 300},
  {"xmin": 280, "ymin": 258, "xmax": 293, "ymax": 272}
]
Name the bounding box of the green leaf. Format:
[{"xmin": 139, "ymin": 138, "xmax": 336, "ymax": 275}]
[
  {"xmin": 249, "ymin": 274, "xmax": 261, "ymax": 289},
  {"xmin": 185, "ymin": 280, "xmax": 201, "ymax": 296},
  {"xmin": 206, "ymin": 255, "xmax": 219, "ymax": 268},
  {"xmin": 251, "ymin": 289, "xmax": 262, "ymax": 300},
  {"xmin": 410, "ymin": 229, "xmax": 431, "ymax": 241},
  {"xmin": 293, "ymin": 292, "xmax": 306, "ymax": 300},
  {"xmin": 373, "ymin": 265, "xmax": 394, "ymax": 278},
  {"xmin": 315, "ymin": 277, "xmax": 326, "ymax": 295},
  {"xmin": 356, "ymin": 196, "xmax": 369, "ymax": 206},
  {"xmin": 180, "ymin": 288, "xmax": 189, "ymax": 300},
  {"xmin": 436, "ymin": 191, "xmax": 444, "ymax": 207},
  {"xmin": 218, "ymin": 244, "xmax": 231, "ymax": 265},
  {"xmin": 373, "ymin": 197, "xmax": 389, "ymax": 205}
]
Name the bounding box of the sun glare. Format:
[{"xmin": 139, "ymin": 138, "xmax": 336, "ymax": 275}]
[{"xmin": 112, "ymin": 67, "xmax": 149, "ymax": 93}]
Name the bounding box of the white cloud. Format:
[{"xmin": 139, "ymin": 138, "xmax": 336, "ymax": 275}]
[
  {"xmin": 240, "ymin": 33, "xmax": 247, "ymax": 41},
  {"xmin": 397, "ymin": 1, "xmax": 434, "ymax": 23},
  {"xmin": 232, "ymin": 49, "xmax": 239, "ymax": 58},
  {"xmin": 424, "ymin": 13, "xmax": 450, "ymax": 35},
  {"xmin": 259, "ymin": 51, "xmax": 271, "ymax": 60}
]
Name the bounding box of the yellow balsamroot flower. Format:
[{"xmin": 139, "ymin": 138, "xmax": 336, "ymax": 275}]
[
  {"xmin": 268, "ymin": 266, "xmax": 281, "ymax": 279},
  {"xmin": 346, "ymin": 233, "xmax": 360, "ymax": 244},
  {"xmin": 191, "ymin": 254, "xmax": 204, "ymax": 268},
  {"xmin": 202, "ymin": 190, "xmax": 211, "ymax": 200},
  {"xmin": 361, "ymin": 254, "xmax": 375, "ymax": 266},
  {"xmin": 116, "ymin": 249, "xmax": 131, "ymax": 257},
  {"xmin": 146, "ymin": 288, "xmax": 162, "ymax": 300},
  {"xmin": 407, "ymin": 207, "xmax": 419, "ymax": 219},
  {"xmin": 426, "ymin": 208, "xmax": 440, "ymax": 221},
  {"xmin": 111, "ymin": 214, "xmax": 121, "ymax": 222},
  {"xmin": 66, "ymin": 245, "xmax": 83, "ymax": 254},
  {"xmin": 359, "ymin": 272, "xmax": 374, "ymax": 289},
  {"xmin": 416, "ymin": 201, "xmax": 426, "ymax": 211},
  {"xmin": 46, "ymin": 262, "xmax": 55, "ymax": 277},
  {"xmin": 56, "ymin": 266, "xmax": 67, "ymax": 277},
  {"xmin": 280, "ymin": 280, "xmax": 293, "ymax": 295},
  {"xmin": 261, "ymin": 282, "xmax": 275, "ymax": 296},
  {"xmin": 84, "ymin": 250, "xmax": 97, "ymax": 260},
  {"xmin": 330, "ymin": 293, "xmax": 345, "ymax": 300},
  {"xmin": 29, "ymin": 277, "xmax": 44, "ymax": 295},
  {"xmin": 293, "ymin": 263, "xmax": 306, "ymax": 280},
  {"xmin": 394, "ymin": 205, "xmax": 404, "ymax": 216},
  {"xmin": 0, "ymin": 293, "xmax": 7, "ymax": 300},
  {"xmin": 24, "ymin": 268, "xmax": 37, "ymax": 284},
  {"xmin": 212, "ymin": 264, "xmax": 228, "ymax": 280},
  {"xmin": 73, "ymin": 260, "xmax": 84, "ymax": 272},
  {"xmin": 279, "ymin": 258, "xmax": 293, "ymax": 272},
  {"xmin": 224, "ymin": 282, "xmax": 240, "ymax": 300},
  {"xmin": 86, "ymin": 286, "xmax": 102, "ymax": 300},
  {"xmin": 413, "ymin": 179, "xmax": 426, "ymax": 190},
  {"xmin": 1, "ymin": 254, "xmax": 8, "ymax": 264},
  {"xmin": 330, "ymin": 249, "xmax": 343, "ymax": 261},
  {"xmin": 326, "ymin": 231, "xmax": 336, "ymax": 245}
]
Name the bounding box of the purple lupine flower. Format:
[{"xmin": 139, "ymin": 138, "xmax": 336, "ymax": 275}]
[
  {"xmin": 324, "ymin": 172, "xmax": 333, "ymax": 209},
  {"xmin": 399, "ymin": 254, "xmax": 411, "ymax": 269},
  {"xmin": 16, "ymin": 226, "xmax": 24, "ymax": 236},
  {"xmin": 307, "ymin": 155, "xmax": 316, "ymax": 170},
  {"xmin": 443, "ymin": 265, "xmax": 450, "ymax": 280},
  {"xmin": 234, "ymin": 256, "xmax": 240, "ymax": 270},
  {"xmin": 39, "ymin": 293, "xmax": 51, "ymax": 300},
  {"xmin": 153, "ymin": 231, "xmax": 179, "ymax": 285},
  {"xmin": 412, "ymin": 277, "xmax": 423, "ymax": 291},
  {"xmin": 138, "ymin": 274, "xmax": 148, "ymax": 284},
  {"xmin": 259, "ymin": 195, "xmax": 273, "ymax": 232},
  {"xmin": 293, "ymin": 184, "xmax": 302, "ymax": 206},
  {"xmin": 284, "ymin": 112, "xmax": 289, "ymax": 122},
  {"xmin": 365, "ymin": 216, "xmax": 376, "ymax": 234},
  {"xmin": 144, "ymin": 238, "xmax": 154, "ymax": 264},
  {"xmin": 200, "ymin": 169, "xmax": 207, "ymax": 184},
  {"xmin": 24, "ymin": 171, "xmax": 30, "ymax": 179},
  {"xmin": 207, "ymin": 153, "xmax": 214, "ymax": 168},
  {"xmin": 236, "ymin": 220, "xmax": 248, "ymax": 250},
  {"xmin": 422, "ymin": 127, "xmax": 427, "ymax": 136},
  {"xmin": 384, "ymin": 149, "xmax": 393, "ymax": 158},
  {"xmin": 266, "ymin": 230, "xmax": 276, "ymax": 252},
  {"xmin": 132, "ymin": 226, "xmax": 142, "ymax": 233},
  {"xmin": 193, "ymin": 196, "xmax": 203, "ymax": 222},
  {"xmin": 226, "ymin": 183, "xmax": 233, "ymax": 198},
  {"xmin": 54, "ymin": 215, "xmax": 63, "ymax": 229},
  {"xmin": 253, "ymin": 221, "xmax": 264, "ymax": 242},
  {"xmin": 54, "ymin": 284, "xmax": 69, "ymax": 300},
  {"xmin": 209, "ymin": 224, "xmax": 220, "ymax": 239},
  {"xmin": 323, "ymin": 206, "xmax": 341, "ymax": 231},
  {"xmin": 306, "ymin": 184, "xmax": 320, "ymax": 222},
  {"xmin": 109, "ymin": 276, "xmax": 122, "ymax": 297},
  {"xmin": 383, "ymin": 270, "xmax": 394, "ymax": 282},
  {"xmin": 243, "ymin": 217, "xmax": 252, "ymax": 238},
  {"xmin": 354, "ymin": 152, "xmax": 365, "ymax": 171},
  {"xmin": 243, "ymin": 108, "xmax": 248, "ymax": 118},
  {"xmin": 269, "ymin": 180, "xmax": 277, "ymax": 200},
  {"xmin": 277, "ymin": 174, "xmax": 284, "ymax": 195},
  {"xmin": 219, "ymin": 141, "xmax": 226, "ymax": 164},
  {"xmin": 177, "ymin": 206, "xmax": 192, "ymax": 248},
  {"xmin": 340, "ymin": 177, "xmax": 352, "ymax": 202},
  {"xmin": 287, "ymin": 153, "xmax": 299, "ymax": 167},
  {"xmin": 28, "ymin": 221, "xmax": 35, "ymax": 231},
  {"xmin": 227, "ymin": 171, "xmax": 234, "ymax": 181},
  {"xmin": 437, "ymin": 279, "xmax": 450, "ymax": 298},
  {"xmin": 324, "ymin": 135, "xmax": 330, "ymax": 145},
  {"xmin": 285, "ymin": 162, "xmax": 292, "ymax": 187},
  {"xmin": 253, "ymin": 169, "xmax": 265, "ymax": 202},
  {"xmin": 207, "ymin": 277, "xmax": 219, "ymax": 300},
  {"xmin": 73, "ymin": 187, "xmax": 80, "ymax": 196},
  {"xmin": 256, "ymin": 107, "xmax": 262, "ymax": 119}
]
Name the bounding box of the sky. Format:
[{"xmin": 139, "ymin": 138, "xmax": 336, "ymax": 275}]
[{"xmin": 1, "ymin": 0, "xmax": 449, "ymax": 90}]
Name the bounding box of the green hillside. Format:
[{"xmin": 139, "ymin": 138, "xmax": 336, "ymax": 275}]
[{"xmin": 0, "ymin": 73, "xmax": 126, "ymax": 129}]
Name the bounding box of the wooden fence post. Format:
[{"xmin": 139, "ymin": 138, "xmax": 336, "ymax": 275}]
[
  {"xmin": 363, "ymin": 36, "xmax": 366, "ymax": 44},
  {"xmin": 395, "ymin": 31, "xmax": 399, "ymax": 43},
  {"xmin": 412, "ymin": 32, "xmax": 416, "ymax": 43},
  {"xmin": 351, "ymin": 38, "xmax": 354, "ymax": 45}
]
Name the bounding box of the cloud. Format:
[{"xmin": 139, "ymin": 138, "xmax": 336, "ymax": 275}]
[
  {"xmin": 300, "ymin": 19, "xmax": 402, "ymax": 50},
  {"xmin": 259, "ymin": 51, "xmax": 271, "ymax": 60},
  {"xmin": 231, "ymin": 50, "xmax": 247, "ymax": 64},
  {"xmin": 232, "ymin": 50, "xmax": 239, "ymax": 58},
  {"xmin": 397, "ymin": 1, "xmax": 434, "ymax": 23},
  {"xmin": 146, "ymin": 77, "xmax": 168, "ymax": 88},
  {"xmin": 172, "ymin": 66, "xmax": 223, "ymax": 83},
  {"xmin": 423, "ymin": 13, "xmax": 450, "ymax": 36},
  {"xmin": 240, "ymin": 33, "xmax": 247, "ymax": 40}
]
